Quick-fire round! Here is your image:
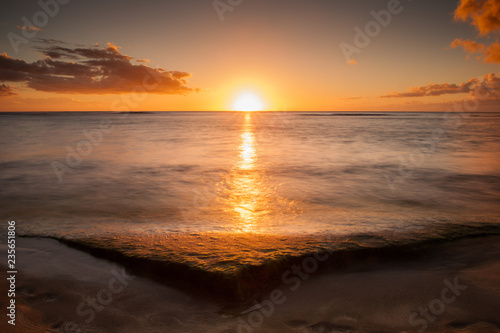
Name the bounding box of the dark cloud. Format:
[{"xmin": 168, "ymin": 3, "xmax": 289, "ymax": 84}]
[
  {"xmin": 0, "ymin": 42, "xmax": 198, "ymax": 95},
  {"xmin": 472, "ymin": 72, "xmax": 500, "ymax": 99},
  {"xmin": 382, "ymin": 78, "xmax": 479, "ymax": 98},
  {"xmin": 382, "ymin": 72, "xmax": 500, "ymax": 106},
  {"xmin": 0, "ymin": 84, "xmax": 17, "ymax": 97}
]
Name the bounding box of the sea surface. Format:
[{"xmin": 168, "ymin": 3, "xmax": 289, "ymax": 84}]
[{"xmin": 1, "ymin": 111, "xmax": 500, "ymax": 296}]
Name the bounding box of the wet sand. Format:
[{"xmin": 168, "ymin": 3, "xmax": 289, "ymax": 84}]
[{"xmin": 1, "ymin": 236, "xmax": 500, "ymax": 333}]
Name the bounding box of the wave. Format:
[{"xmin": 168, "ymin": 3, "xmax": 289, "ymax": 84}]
[{"xmin": 22, "ymin": 222, "xmax": 500, "ymax": 301}]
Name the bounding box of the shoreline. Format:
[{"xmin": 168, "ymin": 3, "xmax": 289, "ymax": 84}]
[
  {"xmin": 1, "ymin": 235, "xmax": 500, "ymax": 332},
  {"xmin": 18, "ymin": 225, "xmax": 500, "ymax": 302}
]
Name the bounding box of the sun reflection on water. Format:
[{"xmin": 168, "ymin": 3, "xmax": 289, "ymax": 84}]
[
  {"xmin": 220, "ymin": 113, "xmax": 300, "ymax": 233},
  {"xmin": 238, "ymin": 133, "xmax": 256, "ymax": 170},
  {"xmin": 231, "ymin": 113, "xmax": 263, "ymax": 231}
]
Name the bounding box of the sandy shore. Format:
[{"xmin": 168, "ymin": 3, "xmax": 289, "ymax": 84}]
[{"xmin": 1, "ymin": 236, "xmax": 500, "ymax": 333}]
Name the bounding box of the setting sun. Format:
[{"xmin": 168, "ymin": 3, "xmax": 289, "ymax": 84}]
[{"xmin": 232, "ymin": 93, "xmax": 265, "ymax": 111}]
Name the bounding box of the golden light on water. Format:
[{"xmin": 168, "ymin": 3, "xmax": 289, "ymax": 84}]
[
  {"xmin": 220, "ymin": 113, "xmax": 300, "ymax": 232},
  {"xmin": 238, "ymin": 116, "xmax": 256, "ymax": 170},
  {"xmin": 226, "ymin": 113, "xmax": 267, "ymax": 231}
]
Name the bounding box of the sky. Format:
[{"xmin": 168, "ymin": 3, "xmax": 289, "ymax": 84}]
[{"xmin": 0, "ymin": 0, "xmax": 499, "ymax": 111}]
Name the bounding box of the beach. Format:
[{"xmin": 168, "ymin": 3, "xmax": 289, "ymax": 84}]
[
  {"xmin": 1, "ymin": 235, "xmax": 500, "ymax": 333},
  {"xmin": 2, "ymin": 0, "xmax": 500, "ymax": 330},
  {"xmin": 1, "ymin": 112, "xmax": 500, "ymax": 332}
]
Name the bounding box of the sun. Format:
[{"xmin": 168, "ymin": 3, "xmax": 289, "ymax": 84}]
[{"xmin": 232, "ymin": 92, "xmax": 265, "ymax": 111}]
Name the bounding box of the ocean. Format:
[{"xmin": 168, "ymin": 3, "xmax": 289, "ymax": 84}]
[{"xmin": 1, "ymin": 111, "xmax": 500, "ymax": 299}]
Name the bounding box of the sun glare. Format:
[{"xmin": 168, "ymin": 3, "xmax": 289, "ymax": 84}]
[{"xmin": 232, "ymin": 92, "xmax": 265, "ymax": 111}]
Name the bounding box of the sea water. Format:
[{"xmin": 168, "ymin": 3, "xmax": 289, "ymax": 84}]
[{"xmin": 1, "ymin": 111, "xmax": 499, "ymax": 288}]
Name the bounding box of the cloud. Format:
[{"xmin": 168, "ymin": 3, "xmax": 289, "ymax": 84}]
[
  {"xmin": 17, "ymin": 25, "xmax": 42, "ymax": 32},
  {"xmin": 382, "ymin": 78, "xmax": 479, "ymax": 98},
  {"xmin": 105, "ymin": 42, "xmax": 120, "ymax": 54},
  {"xmin": 451, "ymin": 1, "xmax": 500, "ymax": 64},
  {"xmin": 0, "ymin": 41, "xmax": 198, "ymax": 95},
  {"xmin": 450, "ymin": 38, "xmax": 500, "ymax": 64},
  {"xmin": 450, "ymin": 38, "xmax": 486, "ymax": 53},
  {"xmin": 454, "ymin": 0, "xmax": 500, "ymax": 35},
  {"xmin": 378, "ymin": 1, "xmax": 500, "ymax": 108},
  {"xmin": 382, "ymin": 72, "xmax": 500, "ymax": 108},
  {"xmin": 484, "ymin": 42, "xmax": 500, "ymax": 63},
  {"xmin": 472, "ymin": 72, "xmax": 500, "ymax": 98},
  {"xmin": 340, "ymin": 96, "xmax": 364, "ymax": 100},
  {"xmin": 0, "ymin": 84, "xmax": 17, "ymax": 97}
]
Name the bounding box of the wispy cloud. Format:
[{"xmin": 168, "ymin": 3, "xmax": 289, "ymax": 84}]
[
  {"xmin": 0, "ymin": 41, "xmax": 198, "ymax": 95},
  {"xmin": 450, "ymin": 38, "xmax": 486, "ymax": 54},
  {"xmin": 450, "ymin": 38, "xmax": 500, "ymax": 64},
  {"xmin": 0, "ymin": 84, "xmax": 17, "ymax": 97},
  {"xmin": 17, "ymin": 25, "xmax": 42, "ymax": 32}
]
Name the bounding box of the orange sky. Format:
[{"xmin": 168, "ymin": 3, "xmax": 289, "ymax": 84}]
[{"xmin": 1, "ymin": 0, "xmax": 500, "ymax": 111}]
